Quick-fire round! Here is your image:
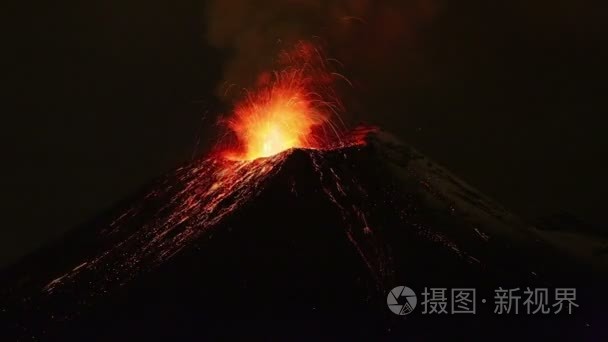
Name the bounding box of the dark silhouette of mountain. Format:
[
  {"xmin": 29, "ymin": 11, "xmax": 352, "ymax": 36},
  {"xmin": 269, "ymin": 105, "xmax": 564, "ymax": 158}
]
[
  {"xmin": 537, "ymin": 212, "xmax": 608, "ymax": 237},
  {"xmin": 1, "ymin": 128, "xmax": 606, "ymax": 340}
]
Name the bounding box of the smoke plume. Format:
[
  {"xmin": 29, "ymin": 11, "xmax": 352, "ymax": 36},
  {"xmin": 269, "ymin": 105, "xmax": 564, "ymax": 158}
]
[{"xmin": 205, "ymin": 0, "xmax": 441, "ymax": 111}]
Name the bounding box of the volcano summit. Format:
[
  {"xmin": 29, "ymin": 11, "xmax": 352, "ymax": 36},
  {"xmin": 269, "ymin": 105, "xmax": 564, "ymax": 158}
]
[{"xmin": 1, "ymin": 127, "xmax": 606, "ymax": 340}]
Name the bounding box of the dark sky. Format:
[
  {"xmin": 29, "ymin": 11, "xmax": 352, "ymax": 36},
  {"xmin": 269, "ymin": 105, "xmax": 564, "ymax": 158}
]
[{"xmin": 3, "ymin": 0, "xmax": 607, "ymax": 267}]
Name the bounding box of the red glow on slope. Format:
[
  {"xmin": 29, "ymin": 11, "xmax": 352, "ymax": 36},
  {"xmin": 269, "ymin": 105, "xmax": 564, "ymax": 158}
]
[{"xmin": 222, "ymin": 42, "xmax": 344, "ymax": 160}]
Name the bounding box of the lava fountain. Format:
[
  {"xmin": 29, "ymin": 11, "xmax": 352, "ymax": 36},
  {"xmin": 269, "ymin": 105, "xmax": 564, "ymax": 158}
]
[{"xmin": 221, "ymin": 42, "xmax": 345, "ymax": 160}]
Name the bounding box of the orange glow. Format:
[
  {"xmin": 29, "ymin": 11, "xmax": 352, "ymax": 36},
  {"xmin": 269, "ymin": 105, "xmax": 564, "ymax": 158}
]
[
  {"xmin": 222, "ymin": 42, "xmax": 343, "ymax": 160},
  {"xmin": 227, "ymin": 70, "xmax": 327, "ymax": 159}
]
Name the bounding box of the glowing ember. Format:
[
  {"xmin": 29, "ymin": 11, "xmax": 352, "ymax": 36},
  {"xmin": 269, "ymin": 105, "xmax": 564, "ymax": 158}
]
[{"xmin": 222, "ymin": 42, "xmax": 344, "ymax": 160}]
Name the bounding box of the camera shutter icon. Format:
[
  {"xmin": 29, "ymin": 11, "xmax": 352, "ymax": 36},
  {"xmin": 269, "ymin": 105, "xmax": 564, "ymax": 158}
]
[{"xmin": 387, "ymin": 286, "xmax": 417, "ymax": 315}]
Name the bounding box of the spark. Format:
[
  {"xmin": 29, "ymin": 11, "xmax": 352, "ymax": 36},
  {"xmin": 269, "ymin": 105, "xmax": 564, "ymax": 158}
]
[{"xmin": 221, "ymin": 41, "xmax": 346, "ymax": 161}]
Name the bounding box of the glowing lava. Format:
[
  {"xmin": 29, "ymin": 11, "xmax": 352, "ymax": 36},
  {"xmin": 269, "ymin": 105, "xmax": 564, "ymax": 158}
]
[{"xmin": 223, "ymin": 42, "xmax": 343, "ymax": 160}]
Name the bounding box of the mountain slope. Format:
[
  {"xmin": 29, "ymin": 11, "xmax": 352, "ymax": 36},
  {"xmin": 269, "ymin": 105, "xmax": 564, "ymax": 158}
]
[{"xmin": 1, "ymin": 128, "xmax": 605, "ymax": 340}]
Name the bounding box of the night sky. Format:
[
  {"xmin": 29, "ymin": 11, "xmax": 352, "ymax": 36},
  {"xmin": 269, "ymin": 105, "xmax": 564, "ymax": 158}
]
[{"xmin": 3, "ymin": 0, "xmax": 607, "ymax": 267}]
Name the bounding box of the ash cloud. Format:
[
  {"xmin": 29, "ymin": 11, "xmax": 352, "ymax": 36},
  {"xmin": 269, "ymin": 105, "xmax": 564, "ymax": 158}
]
[{"xmin": 205, "ymin": 0, "xmax": 441, "ymax": 109}]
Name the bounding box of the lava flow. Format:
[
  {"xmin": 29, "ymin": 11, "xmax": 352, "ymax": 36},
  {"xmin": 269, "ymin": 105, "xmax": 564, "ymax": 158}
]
[{"xmin": 221, "ymin": 41, "xmax": 345, "ymax": 160}]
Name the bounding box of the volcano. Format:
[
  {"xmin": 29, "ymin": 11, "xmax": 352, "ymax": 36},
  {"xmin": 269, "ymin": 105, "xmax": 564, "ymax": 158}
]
[{"xmin": 1, "ymin": 127, "xmax": 606, "ymax": 340}]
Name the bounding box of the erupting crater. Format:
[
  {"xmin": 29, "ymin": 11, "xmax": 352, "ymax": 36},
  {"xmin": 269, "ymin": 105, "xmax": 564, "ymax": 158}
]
[{"xmin": 221, "ymin": 41, "xmax": 346, "ymax": 161}]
